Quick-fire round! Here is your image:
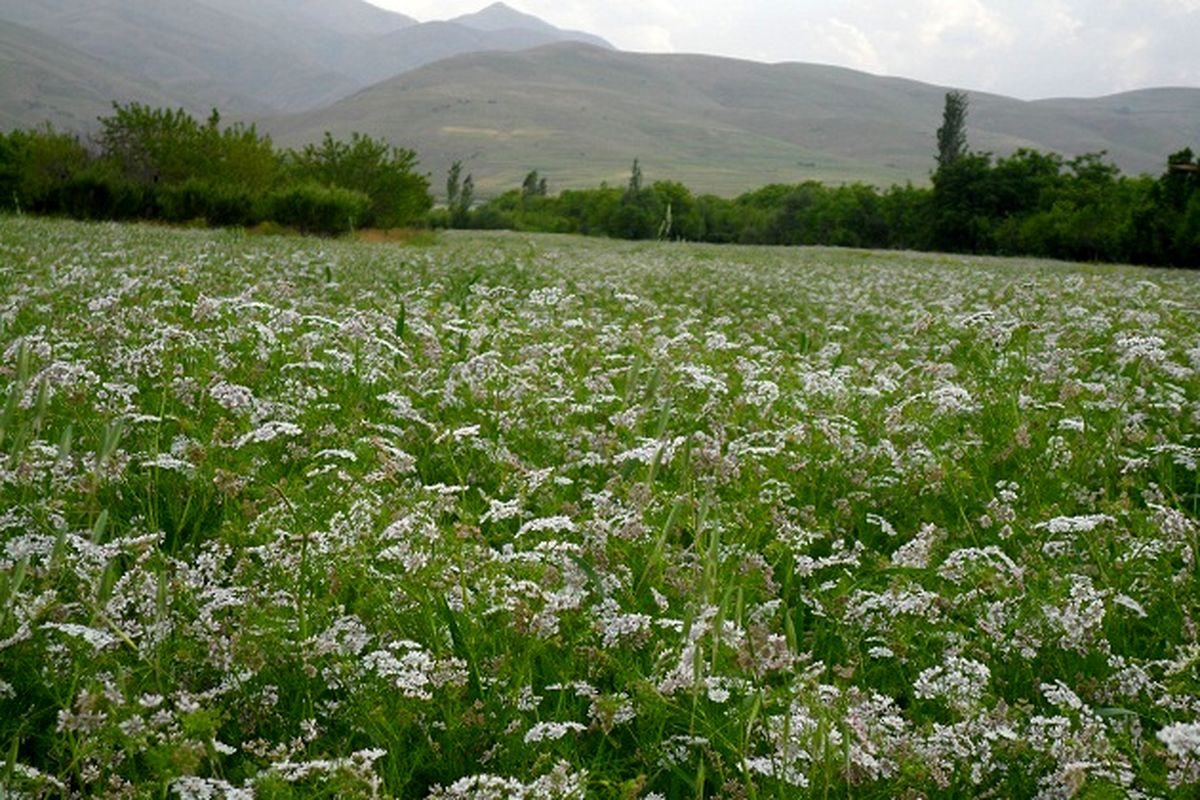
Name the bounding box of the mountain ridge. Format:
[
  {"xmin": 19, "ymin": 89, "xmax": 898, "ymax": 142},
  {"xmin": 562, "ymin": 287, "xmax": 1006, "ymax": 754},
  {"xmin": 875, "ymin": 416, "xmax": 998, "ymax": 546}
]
[
  {"xmin": 1, "ymin": 2, "xmax": 1195, "ymax": 199},
  {"xmin": 449, "ymin": 2, "xmax": 611, "ymax": 49},
  {"xmin": 266, "ymin": 43, "xmax": 1200, "ymax": 197},
  {"xmin": 0, "ymin": 0, "xmax": 611, "ymax": 118},
  {"xmin": 0, "ymin": 18, "xmax": 187, "ymax": 132}
]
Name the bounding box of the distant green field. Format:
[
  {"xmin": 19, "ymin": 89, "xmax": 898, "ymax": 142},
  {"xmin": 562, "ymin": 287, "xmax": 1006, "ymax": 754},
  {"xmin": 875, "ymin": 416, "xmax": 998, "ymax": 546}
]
[{"xmin": 2, "ymin": 217, "xmax": 1199, "ymax": 797}]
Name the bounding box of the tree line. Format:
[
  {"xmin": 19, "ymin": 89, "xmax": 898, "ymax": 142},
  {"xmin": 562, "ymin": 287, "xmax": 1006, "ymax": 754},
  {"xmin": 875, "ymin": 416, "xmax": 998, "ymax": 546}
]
[
  {"xmin": 453, "ymin": 93, "xmax": 1199, "ymax": 268},
  {"xmin": 0, "ymin": 104, "xmax": 431, "ymax": 235},
  {"xmin": 1, "ymin": 97, "xmax": 1197, "ymax": 267}
]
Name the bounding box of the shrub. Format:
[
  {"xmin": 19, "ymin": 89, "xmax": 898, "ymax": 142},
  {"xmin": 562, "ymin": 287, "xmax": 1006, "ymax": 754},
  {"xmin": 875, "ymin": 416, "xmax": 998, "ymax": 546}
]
[
  {"xmin": 157, "ymin": 179, "xmax": 257, "ymax": 227},
  {"xmin": 287, "ymin": 133, "xmax": 432, "ymax": 228},
  {"xmin": 48, "ymin": 165, "xmax": 149, "ymax": 220},
  {"xmin": 2, "ymin": 126, "xmax": 91, "ymax": 213},
  {"xmin": 98, "ymin": 103, "xmax": 280, "ymax": 192},
  {"xmin": 261, "ymin": 182, "xmax": 370, "ymax": 236}
]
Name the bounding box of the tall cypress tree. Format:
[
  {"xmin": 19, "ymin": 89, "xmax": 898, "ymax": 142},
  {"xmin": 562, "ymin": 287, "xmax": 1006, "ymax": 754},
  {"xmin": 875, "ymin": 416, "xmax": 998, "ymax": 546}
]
[{"xmin": 936, "ymin": 91, "xmax": 969, "ymax": 171}]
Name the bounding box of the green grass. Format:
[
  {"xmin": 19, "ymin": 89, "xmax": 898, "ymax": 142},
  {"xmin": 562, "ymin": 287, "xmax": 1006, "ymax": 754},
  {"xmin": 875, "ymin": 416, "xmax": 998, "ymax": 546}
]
[{"xmin": 0, "ymin": 216, "xmax": 1199, "ymax": 798}]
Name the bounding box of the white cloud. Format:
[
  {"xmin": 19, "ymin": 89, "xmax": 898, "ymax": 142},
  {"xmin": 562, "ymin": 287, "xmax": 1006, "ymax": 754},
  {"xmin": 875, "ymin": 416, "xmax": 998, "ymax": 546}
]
[{"xmin": 820, "ymin": 19, "xmax": 884, "ymax": 73}]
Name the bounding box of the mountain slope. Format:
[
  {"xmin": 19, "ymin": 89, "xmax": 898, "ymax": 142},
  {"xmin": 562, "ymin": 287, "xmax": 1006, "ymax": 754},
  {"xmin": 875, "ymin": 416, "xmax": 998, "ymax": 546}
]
[
  {"xmin": 0, "ymin": 0, "xmax": 359, "ymax": 114},
  {"xmin": 0, "ymin": 0, "xmax": 616, "ymax": 117},
  {"xmin": 0, "ymin": 19, "xmax": 185, "ymax": 131},
  {"xmin": 267, "ymin": 44, "xmax": 1200, "ymax": 197},
  {"xmin": 333, "ymin": 20, "xmax": 613, "ymax": 86},
  {"xmin": 293, "ymin": 0, "xmax": 415, "ymax": 36}
]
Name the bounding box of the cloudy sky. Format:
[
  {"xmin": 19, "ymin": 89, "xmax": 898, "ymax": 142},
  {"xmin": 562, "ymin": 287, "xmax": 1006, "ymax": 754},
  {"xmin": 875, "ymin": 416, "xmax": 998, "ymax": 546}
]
[{"xmin": 370, "ymin": 0, "xmax": 1200, "ymax": 99}]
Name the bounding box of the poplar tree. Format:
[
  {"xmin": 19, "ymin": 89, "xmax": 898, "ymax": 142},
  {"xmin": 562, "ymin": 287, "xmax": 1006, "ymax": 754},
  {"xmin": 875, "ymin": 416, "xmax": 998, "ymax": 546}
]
[{"xmin": 936, "ymin": 90, "xmax": 969, "ymax": 171}]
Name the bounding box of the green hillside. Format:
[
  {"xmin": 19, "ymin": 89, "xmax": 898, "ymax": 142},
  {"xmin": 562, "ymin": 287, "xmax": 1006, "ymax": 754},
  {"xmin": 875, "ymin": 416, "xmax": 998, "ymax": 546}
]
[
  {"xmin": 331, "ymin": 20, "xmax": 611, "ymax": 86},
  {"xmin": 268, "ymin": 44, "xmax": 1200, "ymax": 197},
  {"xmin": 0, "ymin": 0, "xmax": 614, "ymax": 117},
  {"xmin": 0, "ymin": 19, "xmax": 184, "ymax": 131},
  {"xmin": 0, "ymin": 0, "xmax": 356, "ymax": 114}
]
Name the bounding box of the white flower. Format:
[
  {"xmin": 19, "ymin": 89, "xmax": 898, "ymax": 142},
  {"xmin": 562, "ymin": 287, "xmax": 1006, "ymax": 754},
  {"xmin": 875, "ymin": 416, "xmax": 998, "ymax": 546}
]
[
  {"xmin": 524, "ymin": 721, "xmax": 587, "ymax": 744},
  {"xmin": 892, "ymin": 523, "xmax": 941, "ymax": 569},
  {"xmin": 43, "ymin": 622, "xmax": 118, "ymax": 652},
  {"xmin": 208, "ymin": 381, "xmax": 255, "ymax": 414},
  {"xmin": 913, "ymin": 654, "xmax": 991, "ymax": 712},
  {"xmin": 233, "ymin": 421, "xmax": 302, "ymax": 448},
  {"xmin": 517, "ymin": 516, "xmax": 576, "ymax": 537},
  {"xmin": 1036, "ymin": 514, "xmax": 1115, "ymax": 534},
  {"xmin": 480, "ymin": 497, "xmax": 523, "ymax": 524},
  {"xmin": 141, "ymin": 453, "xmax": 196, "ymax": 475},
  {"xmin": 1159, "ymin": 722, "xmax": 1200, "ymax": 757}
]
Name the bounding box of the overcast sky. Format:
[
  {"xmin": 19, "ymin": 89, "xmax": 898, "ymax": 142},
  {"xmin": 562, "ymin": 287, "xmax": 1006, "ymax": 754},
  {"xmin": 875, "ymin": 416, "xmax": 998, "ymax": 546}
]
[{"xmin": 370, "ymin": 0, "xmax": 1200, "ymax": 99}]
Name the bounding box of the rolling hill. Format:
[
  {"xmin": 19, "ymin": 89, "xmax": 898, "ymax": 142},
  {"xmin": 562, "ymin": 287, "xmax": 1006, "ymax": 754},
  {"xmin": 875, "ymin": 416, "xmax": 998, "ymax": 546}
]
[
  {"xmin": 267, "ymin": 44, "xmax": 1200, "ymax": 197},
  {"xmin": 330, "ymin": 18, "xmax": 612, "ymax": 87},
  {"xmin": 0, "ymin": 0, "xmax": 359, "ymax": 114},
  {"xmin": 0, "ymin": 1, "xmax": 612, "ymax": 117},
  {"xmin": 0, "ymin": 19, "xmax": 187, "ymax": 131},
  {"xmin": 2, "ymin": 2, "xmax": 1195, "ymax": 199}
]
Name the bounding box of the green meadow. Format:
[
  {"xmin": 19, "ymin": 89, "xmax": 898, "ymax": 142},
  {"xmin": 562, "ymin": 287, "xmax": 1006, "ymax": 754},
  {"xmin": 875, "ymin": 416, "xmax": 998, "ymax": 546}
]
[{"xmin": 1, "ymin": 216, "xmax": 1199, "ymax": 798}]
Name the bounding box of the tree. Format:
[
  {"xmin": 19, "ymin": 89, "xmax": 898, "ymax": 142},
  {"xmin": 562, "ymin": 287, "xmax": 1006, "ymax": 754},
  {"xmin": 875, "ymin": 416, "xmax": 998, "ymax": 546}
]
[
  {"xmin": 451, "ymin": 173, "xmax": 474, "ymax": 228},
  {"xmin": 97, "ymin": 103, "xmax": 278, "ymax": 191},
  {"xmin": 288, "ymin": 132, "xmax": 431, "ymax": 228},
  {"xmin": 936, "ymin": 91, "xmax": 969, "ymax": 171},
  {"xmin": 625, "ymin": 158, "xmax": 643, "ymax": 200},
  {"xmin": 521, "ymin": 169, "xmax": 547, "ymax": 200},
  {"xmin": 1125, "ymin": 148, "xmax": 1200, "ymax": 266},
  {"xmin": 931, "ymin": 152, "xmax": 995, "ymax": 252},
  {"xmin": 446, "ymin": 160, "xmax": 463, "ymax": 207}
]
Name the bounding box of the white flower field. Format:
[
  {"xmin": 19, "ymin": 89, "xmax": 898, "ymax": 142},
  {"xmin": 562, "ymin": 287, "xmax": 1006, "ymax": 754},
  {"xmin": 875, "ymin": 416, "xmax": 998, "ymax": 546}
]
[{"xmin": 1, "ymin": 216, "xmax": 1199, "ymax": 798}]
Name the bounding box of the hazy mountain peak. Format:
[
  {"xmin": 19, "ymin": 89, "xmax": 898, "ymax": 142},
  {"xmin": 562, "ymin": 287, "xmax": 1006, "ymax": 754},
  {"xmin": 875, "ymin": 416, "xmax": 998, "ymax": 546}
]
[
  {"xmin": 452, "ymin": 3, "xmax": 549, "ymax": 32},
  {"xmin": 450, "ymin": 2, "xmax": 611, "ymax": 48}
]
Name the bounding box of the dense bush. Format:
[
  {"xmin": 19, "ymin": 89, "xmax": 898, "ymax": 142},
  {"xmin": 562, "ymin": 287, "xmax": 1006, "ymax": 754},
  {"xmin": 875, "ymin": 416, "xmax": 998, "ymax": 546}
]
[
  {"xmin": 0, "ymin": 125, "xmax": 91, "ymax": 212},
  {"xmin": 287, "ymin": 132, "xmax": 432, "ymax": 228},
  {"xmin": 98, "ymin": 104, "xmax": 280, "ymax": 192},
  {"xmin": 47, "ymin": 165, "xmax": 150, "ymax": 221},
  {"xmin": 0, "ymin": 104, "xmax": 433, "ymax": 236},
  {"xmin": 260, "ymin": 182, "xmax": 370, "ymax": 236},
  {"xmin": 157, "ymin": 178, "xmax": 257, "ymax": 227}
]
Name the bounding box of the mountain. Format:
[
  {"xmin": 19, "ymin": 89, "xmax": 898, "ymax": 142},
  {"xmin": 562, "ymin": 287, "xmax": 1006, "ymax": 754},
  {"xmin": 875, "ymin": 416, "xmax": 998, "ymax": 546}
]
[
  {"xmin": 0, "ymin": 0, "xmax": 360, "ymax": 114},
  {"xmin": 266, "ymin": 44, "xmax": 1200, "ymax": 197},
  {"xmin": 0, "ymin": 1, "xmax": 607, "ymax": 119},
  {"xmin": 3, "ymin": 1, "xmax": 1195, "ymax": 198},
  {"xmin": 293, "ymin": 0, "xmax": 416, "ymax": 36},
  {"xmin": 332, "ymin": 19, "xmax": 612, "ymax": 86},
  {"xmin": 451, "ymin": 2, "xmax": 610, "ymax": 49},
  {"xmin": 0, "ymin": 19, "xmax": 185, "ymax": 131}
]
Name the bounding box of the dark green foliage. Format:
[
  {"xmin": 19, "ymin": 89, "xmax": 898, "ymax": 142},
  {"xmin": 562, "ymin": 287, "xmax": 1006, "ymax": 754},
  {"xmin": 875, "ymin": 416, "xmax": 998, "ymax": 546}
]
[
  {"xmin": 936, "ymin": 90, "xmax": 969, "ymax": 171},
  {"xmin": 446, "ymin": 160, "xmax": 463, "ymax": 208},
  {"xmin": 287, "ymin": 132, "xmax": 432, "ymax": 228},
  {"xmin": 466, "ymin": 149, "xmax": 1200, "ymax": 267},
  {"xmin": 458, "ymin": 175, "xmax": 474, "ymax": 223},
  {"xmin": 0, "ymin": 104, "xmax": 432, "ymax": 236},
  {"xmin": 99, "ymin": 104, "xmax": 279, "ymax": 192},
  {"xmin": 1124, "ymin": 149, "xmax": 1200, "ymax": 266},
  {"xmin": 931, "ymin": 152, "xmax": 998, "ymax": 252},
  {"xmin": 0, "ymin": 132, "xmax": 19, "ymax": 210},
  {"xmin": 157, "ymin": 179, "xmax": 257, "ymax": 227},
  {"xmin": 0, "ymin": 126, "xmax": 90, "ymax": 212},
  {"xmin": 261, "ymin": 182, "xmax": 370, "ymax": 236},
  {"xmin": 521, "ymin": 169, "xmax": 548, "ymax": 200},
  {"xmin": 48, "ymin": 164, "xmax": 149, "ymax": 221}
]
